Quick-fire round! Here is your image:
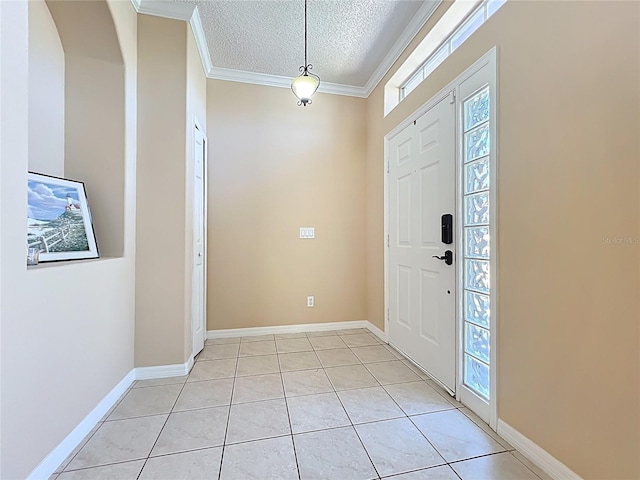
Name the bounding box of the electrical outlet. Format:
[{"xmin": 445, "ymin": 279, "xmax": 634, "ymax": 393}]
[{"xmin": 307, "ymin": 295, "xmax": 314, "ymax": 307}]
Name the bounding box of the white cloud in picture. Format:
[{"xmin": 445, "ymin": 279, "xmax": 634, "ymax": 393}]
[{"xmin": 27, "ymin": 180, "xmax": 81, "ymax": 221}]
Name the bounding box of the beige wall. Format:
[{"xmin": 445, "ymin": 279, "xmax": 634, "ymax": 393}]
[
  {"xmin": 365, "ymin": 86, "xmax": 386, "ymax": 333},
  {"xmin": 136, "ymin": 15, "xmax": 188, "ymax": 366},
  {"xmin": 28, "ymin": 0, "xmax": 64, "ymax": 177},
  {"xmin": 136, "ymin": 16, "xmax": 207, "ymax": 365},
  {"xmin": 366, "ymin": 1, "xmax": 639, "ymax": 478},
  {"xmin": 206, "ymin": 81, "xmax": 367, "ymax": 330},
  {"xmin": 0, "ymin": 1, "xmax": 138, "ymax": 478},
  {"xmin": 49, "ymin": 0, "xmax": 128, "ymax": 258}
]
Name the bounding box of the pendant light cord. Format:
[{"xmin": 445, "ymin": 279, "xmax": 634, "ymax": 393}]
[
  {"xmin": 304, "ymin": 0, "xmax": 308, "ymax": 68},
  {"xmin": 291, "ymin": 0, "xmax": 319, "ymax": 107}
]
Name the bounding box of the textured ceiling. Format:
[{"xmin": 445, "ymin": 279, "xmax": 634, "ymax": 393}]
[{"xmin": 176, "ymin": 0, "xmax": 436, "ymax": 88}]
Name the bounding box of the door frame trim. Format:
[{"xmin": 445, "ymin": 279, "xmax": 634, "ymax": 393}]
[
  {"xmin": 384, "ymin": 47, "xmax": 498, "ymax": 430},
  {"xmin": 192, "ymin": 115, "xmax": 208, "ymax": 358}
]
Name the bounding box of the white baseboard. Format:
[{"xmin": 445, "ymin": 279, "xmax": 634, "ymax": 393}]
[
  {"xmin": 29, "ymin": 357, "xmax": 196, "ymax": 479},
  {"xmin": 497, "ymin": 419, "xmax": 582, "ymax": 480},
  {"xmin": 186, "ymin": 354, "xmax": 194, "ymax": 374},
  {"xmin": 207, "ymin": 319, "xmax": 378, "ymax": 339},
  {"xmin": 27, "ymin": 370, "xmax": 135, "ymax": 480},
  {"xmin": 365, "ymin": 321, "xmax": 388, "ymax": 342},
  {"xmin": 134, "ymin": 357, "xmax": 194, "ymax": 380}
]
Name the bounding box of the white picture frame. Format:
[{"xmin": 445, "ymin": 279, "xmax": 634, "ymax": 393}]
[{"xmin": 27, "ymin": 172, "xmax": 99, "ymax": 262}]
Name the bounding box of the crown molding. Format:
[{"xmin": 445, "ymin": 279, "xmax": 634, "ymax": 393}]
[
  {"xmin": 363, "ymin": 0, "xmax": 442, "ymax": 96},
  {"xmin": 132, "ymin": 0, "xmax": 194, "ymax": 21},
  {"xmin": 318, "ymin": 80, "xmax": 367, "ymax": 98},
  {"xmin": 189, "ymin": 6, "xmax": 213, "ymax": 75},
  {"xmin": 130, "ymin": 1, "xmax": 213, "ymax": 74},
  {"xmin": 207, "ymin": 67, "xmax": 368, "ymax": 98},
  {"xmin": 130, "ymin": 0, "xmax": 441, "ymax": 99}
]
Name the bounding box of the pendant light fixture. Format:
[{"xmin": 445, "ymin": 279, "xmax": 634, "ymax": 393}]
[{"xmin": 291, "ymin": 0, "xmax": 320, "ymax": 106}]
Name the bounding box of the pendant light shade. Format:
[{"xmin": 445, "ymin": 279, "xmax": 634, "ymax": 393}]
[
  {"xmin": 291, "ymin": 0, "xmax": 320, "ymax": 106},
  {"xmin": 291, "ymin": 67, "xmax": 320, "ymax": 106}
]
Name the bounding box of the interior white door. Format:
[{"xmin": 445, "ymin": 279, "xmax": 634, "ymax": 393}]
[
  {"xmin": 388, "ymin": 93, "xmax": 456, "ymax": 392},
  {"xmin": 192, "ymin": 124, "xmax": 206, "ymax": 357}
]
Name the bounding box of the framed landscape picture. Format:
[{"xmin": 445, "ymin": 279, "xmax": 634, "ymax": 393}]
[{"xmin": 27, "ymin": 172, "xmax": 99, "ymax": 262}]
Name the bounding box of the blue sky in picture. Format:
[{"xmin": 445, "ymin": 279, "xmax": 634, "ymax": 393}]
[{"xmin": 27, "ymin": 180, "xmax": 80, "ymax": 221}]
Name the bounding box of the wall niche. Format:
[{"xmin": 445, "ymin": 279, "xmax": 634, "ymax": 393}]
[{"xmin": 28, "ymin": 0, "xmax": 126, "ymax": 259}]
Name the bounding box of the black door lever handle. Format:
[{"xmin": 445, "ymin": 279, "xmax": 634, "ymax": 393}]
[{"xmin": 432, "ymin": 250, "xmax": 454, "ymax": 265}]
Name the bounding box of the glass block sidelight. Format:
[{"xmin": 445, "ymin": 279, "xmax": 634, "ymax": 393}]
[
  {"xmin": 465, "ymin": 323, "xmax": 490, "ymax": 363},
  {"xmin": 464, "ymin": 157, "xmax": 490, "ymax": 194},
  {"xmin": 464, "ymin": 354, "xmax": 489, "ymax": 399},
  {"xmin": 464, "ymin": 290, "xmax": 490, "ymax": 328},
  {"xmin": 464, "ymin": 123, "xmax": 490, "ymax": 162},
  {"xmin": 465, "ymin": 259, "xmax": 490, "ymax": 294},
  {"xmin": 464, "ymin": 87, "xmax": 490, "ymax": 131},
  {"xmin": 464, "ymin": 192, "xmax": 490, "ymax": 226},
  {"xmin": 465, "ymin": 226, "xmax": 490, "ymax": 259},
  {"xmin": 462, "ymin": 87, "xmax": 492, "ymax": 402}
]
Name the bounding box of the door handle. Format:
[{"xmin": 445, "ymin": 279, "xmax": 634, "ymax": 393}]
[{"xmin": 432, "ymin": 250, "xmax": 453, "ymax": 265}]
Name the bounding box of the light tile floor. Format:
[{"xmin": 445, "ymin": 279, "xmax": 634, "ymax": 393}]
[{"xmin": 52, "ymin": 329, "xmax": 551, "ymax": 480}]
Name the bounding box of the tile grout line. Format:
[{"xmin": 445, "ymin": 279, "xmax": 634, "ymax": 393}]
[
  {"xmin": 456, "ymin": 407, "xmax": 515, "ymax": 451},
  {"xmin": 63, "ymin": 450, "xmax": 531, "ymax": 480},
  {"xmin": 57, "ymin": 330, "xmax": 381, "ymax": 476},
  {"xmin": 95, "ymin": 396, "xmax": 461, "ymax": 433},
  {"xmin": 330, "ymin": 369, "xmax": 382, "ymax": 480},
  {"xmin": 509, "ymin": 455, "xmax": 545, "ymax": 480},
  {"xmin": 59, "ymin": 444, "xmax": 227, "ymax": 475},
  {"xmin": 56, "ymin": 420, "xmax": 104, "ymax": 473},
  {"xmin": 132, "ymin": 380, "xmax": 187, "ymax": 389},
  {"xmin": 321, "ymin": 340, "xmax": 391, "ymax": 478},
  {"xmin": 445, "ymin": 450, "xmax": 545, "ymax": 480},
  {"xmin": 134, "ymin": 370, "xmax": 192, "ymax": 480},
  {"xmin": 72, "ymin": 328, "xmax": 519, "ymax": 479},
  {"xmin": 404, "ymin": 411, "xmax": 498, "ymax": 473},
  {"xmin": 351, "ymin": 340, "xmax": 462, "ymax": 409},
  {"xmin": 221, "ymin": 432, "xmax": 293, "ymax": 448},
  {"xmin": 198, "ymin": 343, "xmax": 399, "ymax": 367},
  {"xmin": 106, "ymin": 378, "xmax": 449, "ymax": 421},
  {"xmin": 62, "ymin": 430, "xmax": 522, "ymax": 479},
  {"xmin": 343, "ymin": 340, "xmax": 466, "ymax": 474},
  {"xmin": 58, "ymin": 384, "xmax": 192, "ymax": 474},
  {"xmin": 331, "ymin": 346, "xmax": 452, "ymax": 477},
  {"xmin": 275, "ymin": 346, "xmax": 302, "ymax": 480},
  {"xmin": 58, "ymin": 381, "xmax": 141, "ymax": 473},
  {"xmin": 217, "ymin": 352, "xmax": 240, "ymax": 480},
  {"xmin": 379, "ymin": 464, "xmax": 462, "ymax": 480},
  {"xmin": 396, "ymin": 403, "xmax": 450, "ymax": 470},
  {"xmin": 343, "ymin": 337, "xmax": 469, "ymax": 478},
  {"xmin": 446, "ymin": 450, "xmax": 518, "ymax": 465},
  {"xmin": 60, "ymin": 458, "xmax": 147, "ymax": 475},
  {"xmin": 102, "ymin": 343, "xmax": 459, "ymax": 417}
]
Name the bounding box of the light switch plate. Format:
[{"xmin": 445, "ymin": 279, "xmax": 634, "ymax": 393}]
[{"xmin": 299, "ymin": 227, "xmax": 315, "ymax": 239}]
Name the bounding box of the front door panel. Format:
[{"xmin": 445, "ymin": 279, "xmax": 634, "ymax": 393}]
[{"xmin": 389, "ymin": 94, "xmax": 456, "ymax": 392}]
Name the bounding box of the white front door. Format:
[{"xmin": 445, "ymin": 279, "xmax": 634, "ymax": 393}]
[
  {"xmin": 192, "ymin": 123, "xmax": 206, "ymax": 357},
  {"xmin": 388, "ymin": 93, "xmax": 456, "ymax": 392}
]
